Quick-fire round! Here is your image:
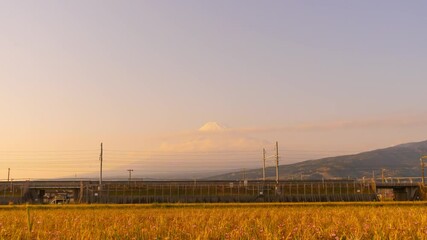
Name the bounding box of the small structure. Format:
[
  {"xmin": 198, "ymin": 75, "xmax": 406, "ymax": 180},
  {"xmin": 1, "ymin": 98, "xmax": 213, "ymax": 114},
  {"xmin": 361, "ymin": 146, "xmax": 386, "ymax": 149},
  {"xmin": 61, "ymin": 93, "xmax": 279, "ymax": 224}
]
[{"xmin": 375, "ymin": 182, "xmax": 421, "ymax": 201}]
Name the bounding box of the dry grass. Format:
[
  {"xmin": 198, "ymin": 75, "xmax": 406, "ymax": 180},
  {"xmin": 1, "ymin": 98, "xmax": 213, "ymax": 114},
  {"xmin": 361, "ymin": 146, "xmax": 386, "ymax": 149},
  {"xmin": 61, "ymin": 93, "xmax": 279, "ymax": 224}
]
[{"xmin": 1, "ymin": 203, "xmax": 427, "ymax": 239}]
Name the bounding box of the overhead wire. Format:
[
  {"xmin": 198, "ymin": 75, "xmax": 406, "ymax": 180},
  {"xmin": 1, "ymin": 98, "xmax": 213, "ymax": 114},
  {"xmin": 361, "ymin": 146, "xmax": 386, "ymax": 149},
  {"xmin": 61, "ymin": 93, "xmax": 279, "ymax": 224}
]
[{"xmin": 4, "ymin": 147, "xmax": 413, "ymax": 179}]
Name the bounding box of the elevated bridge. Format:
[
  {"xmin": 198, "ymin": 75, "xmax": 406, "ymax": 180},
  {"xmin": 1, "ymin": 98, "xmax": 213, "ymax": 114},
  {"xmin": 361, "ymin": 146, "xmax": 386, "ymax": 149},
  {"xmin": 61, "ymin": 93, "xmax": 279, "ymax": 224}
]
[
  {"xmin": 0, "ymin": 179, "xmax": 424, "ymax": 204},
  {"xmin": 1, "ymin": 179, "xmax": 377, "ymax": 204}
]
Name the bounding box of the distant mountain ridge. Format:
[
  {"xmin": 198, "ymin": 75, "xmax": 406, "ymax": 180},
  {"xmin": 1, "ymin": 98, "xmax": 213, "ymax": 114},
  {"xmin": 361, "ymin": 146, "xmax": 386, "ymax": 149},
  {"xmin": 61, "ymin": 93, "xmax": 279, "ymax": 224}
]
[{"xmin": 207, "ymin": 140, "xmax": 427, "ymax": 180}]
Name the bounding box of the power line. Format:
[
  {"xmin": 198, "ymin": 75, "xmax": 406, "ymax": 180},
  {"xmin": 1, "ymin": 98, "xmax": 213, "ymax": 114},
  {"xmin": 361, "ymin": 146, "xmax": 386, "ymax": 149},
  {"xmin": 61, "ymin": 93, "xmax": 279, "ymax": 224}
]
[{"xmin": 0, "ymin": 150, "xmax": 98, "ymax": 153}]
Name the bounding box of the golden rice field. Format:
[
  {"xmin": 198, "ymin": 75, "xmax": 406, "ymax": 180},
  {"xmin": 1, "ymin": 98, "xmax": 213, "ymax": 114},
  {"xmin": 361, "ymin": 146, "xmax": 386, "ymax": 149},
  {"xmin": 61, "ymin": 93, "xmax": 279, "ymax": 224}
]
[{"xmin": 1, "ymin": 203, "xmax": 427, "ymax": 239}]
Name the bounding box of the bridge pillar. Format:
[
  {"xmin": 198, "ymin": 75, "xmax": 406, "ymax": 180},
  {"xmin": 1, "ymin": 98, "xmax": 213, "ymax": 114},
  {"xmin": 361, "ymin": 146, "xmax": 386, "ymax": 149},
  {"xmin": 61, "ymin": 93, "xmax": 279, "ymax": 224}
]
[
  {"xmin": 37, "ymin": 190, "xmax": 45, "ymax": 203},
  {"xmin": 406, "ymin": 186, "xmax": 420, "ymax": 201},
  {"xmin": 73, "ymin": 189, "xmax": 79, "ymax": 203},
  {"xmin": 393, "ymin": 188, "xmax": 408, "ymax": 201}
]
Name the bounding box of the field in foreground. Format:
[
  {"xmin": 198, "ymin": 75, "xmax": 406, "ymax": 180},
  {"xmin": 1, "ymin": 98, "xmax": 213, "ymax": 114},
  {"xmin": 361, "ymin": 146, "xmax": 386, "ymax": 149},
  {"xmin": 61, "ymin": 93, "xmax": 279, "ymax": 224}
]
[{"xmin": 1, "ymin": 203, "xmax": 427, "ymax": 239}]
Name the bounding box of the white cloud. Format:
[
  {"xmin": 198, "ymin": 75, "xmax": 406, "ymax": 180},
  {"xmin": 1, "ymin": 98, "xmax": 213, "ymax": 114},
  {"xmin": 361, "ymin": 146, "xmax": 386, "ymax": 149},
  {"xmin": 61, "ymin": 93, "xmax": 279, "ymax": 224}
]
[
  {"xmin": 157, "ymin": 122, "xmax": 269, "ymax": 152},
  {"xmin": 234, "ymin": 113, "xmax": 427, "ymax": 133}
]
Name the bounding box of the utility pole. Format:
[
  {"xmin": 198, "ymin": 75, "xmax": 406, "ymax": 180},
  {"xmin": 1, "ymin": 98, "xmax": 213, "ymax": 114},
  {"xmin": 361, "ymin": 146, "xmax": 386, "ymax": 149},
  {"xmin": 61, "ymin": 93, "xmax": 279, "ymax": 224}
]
[
  {"xmin": 99, "ymin": 143, "xmax": 103, "ymax": 191},
  {"xmin": 275, "ymin": 141, "xmax": 279, "ymax": 185},
  {"xmin": 372, "ymin": 170, "xmax": 375, "ymax": 181},
  {"xmin": 244, "ymin": 168, "xmax": 249, "ymax": 187},
  {"xmin": 7, "ymin": 168, "xmax": 10, "ymax": 182},
  {"xmin": 381, "ymin": 169, "xmax": 385, "ymax": 183},
  {"xmin": 127, "ymin": 169, "xmax": 134, "ymax": 183},
  {"xmin": 420, "ymin": 156, "xmax": 427, "ymax": 184},
  {"xmin": 127, "ymin": 169, "xmax": 134, "ymax": 203},
  {"xmin": 421, "ymin": 158, "xmax": 425, "ymax": 185},
  {"xmin": 262, "ymin": 148, "xmax": 266, "ymax": 182}
]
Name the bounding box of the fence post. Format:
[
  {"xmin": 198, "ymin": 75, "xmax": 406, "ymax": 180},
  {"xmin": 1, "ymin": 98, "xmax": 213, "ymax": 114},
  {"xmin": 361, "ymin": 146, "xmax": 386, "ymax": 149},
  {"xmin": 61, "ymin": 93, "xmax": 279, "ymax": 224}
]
[
  {"xmin": 146, "ymin": 184, "xmax": 149, "ymax": 203},
  {"xmin": 177, "ymin": 185, "xmax": 180, "ymax": 201},
  {"xmin": 138, "ymin": 185, "xmax": 141, "ymax": 203},
  {"xmin": 325, "ymin": 182, "xmax": 328, "ymax": 195},
  {"xmin": 161, "ymin": 185, "xmax": 164, "ymax": 203}
]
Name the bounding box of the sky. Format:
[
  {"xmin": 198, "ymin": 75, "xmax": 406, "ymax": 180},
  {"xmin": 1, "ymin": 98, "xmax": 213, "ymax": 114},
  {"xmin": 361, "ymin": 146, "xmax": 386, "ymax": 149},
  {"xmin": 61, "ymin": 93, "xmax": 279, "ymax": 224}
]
[{"xmin": 1, "ymin": 1, "xmax": 427, "ymax": 179}]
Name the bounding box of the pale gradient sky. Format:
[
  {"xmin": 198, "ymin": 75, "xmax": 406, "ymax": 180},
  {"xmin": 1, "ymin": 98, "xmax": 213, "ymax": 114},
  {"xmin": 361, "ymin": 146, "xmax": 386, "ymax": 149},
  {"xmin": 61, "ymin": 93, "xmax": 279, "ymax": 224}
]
[{"xmin": 1, "ymin": 1, "xmax": 427, "ymax": 179}]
